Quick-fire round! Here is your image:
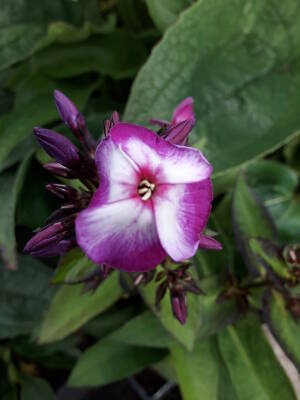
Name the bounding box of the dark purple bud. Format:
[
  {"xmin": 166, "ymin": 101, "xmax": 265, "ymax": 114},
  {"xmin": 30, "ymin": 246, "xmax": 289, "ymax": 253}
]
[
  {"xmin": 164, "ymin": 120, "xmax": 194, "ymax": 146},
  {"xmin": 54, "ymin": 90, "xmax": 96, "ymax": 153},
  {"xmin": 30, "ymin": 240, "xmax": 76, "ymax": 257},
  {"xmin": 155, "ymin": 280, "xmax": 168, "ymax": 310},
  {"xmin": 24, "ymin": 222, "xmax": 67, "ymax": 255},
  {"xmin": 43, "ymin": 163, "xmax": 76, "ymax": 178},
  {"xmin": 170, "ymin": 289, "xmax": 187, "ymax": 325},
  {"xmin": 182, "ymin": 278, "xmax": 204, "ymax": 295},
  {"xmin": 45, "ymin": 206, "xmax": 78, "ymax": 225},
  {"xmin": 34, "ymin": 127, "xmax": 80, "ymax": 168},
  {"xmin": 46, "ymin": 184, "xmax": 80, "ymax": 201},
  {"xmin": 104, "ymin": 111, "xmax": 120, "ymax": 136}
]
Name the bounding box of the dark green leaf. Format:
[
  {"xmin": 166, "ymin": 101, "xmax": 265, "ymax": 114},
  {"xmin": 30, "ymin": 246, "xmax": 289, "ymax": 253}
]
[
  {"xmin": 218, "ymin": 314, "xmax": 296, "ymax": 400},
  {"xmin": 0, "ymin": 255, "xmax": 55, "ymax": 339},
  {"xmin": 0, "ymin": 154, "xmax": 32, "ymax": 269},
  {"xmin": 284, "ymin": 135, "xmax": 300, "ymax": 173},
  {"xmin": 68, "ymin": 337, "xmax": 166, "ymax": 387},
  {"xmin": 146, "ymin": 0, "xmax": 191, "ymax": 31},
  {"xmin": 38, "ymin": 271, "xmax": 123, "ymax": 343},
  {"xmin": 0, "ymin": 74, "xmax": 99, "ymax": 170},
  {"xmin": 249, "ymin": 238, "xmax": 290, "ymax": 279},
  {"xmin": 125, "ymin": 0, "xmax": 300, "ymax": 176},
  {"xmin": 232, "ymin": 174, "xmax": 275, "ymax": 274},
  {"xmin": 264, "ymin": 289, "xmax": 300, "ymax": 371},
  {"xmin": 21, "ymin": 376, "xmax": 55, "ymax": 400},
  {"xmin": 246, "ymin": 160, "xmax": 300, "ymax": 243},
  {"xmin": 111, "ymin": 311, "xmax": 175, "ymax": 348},
  {"xmin": 31, "ymin": 31, "xmax": 148, "ymax": 79},
  {"xmin": 84, "ymin": 305, "xmax": 137, "ymax": 339},
  {"xmin": 0, "ymin": 0, "xmax": 109, "ymax": 71}
]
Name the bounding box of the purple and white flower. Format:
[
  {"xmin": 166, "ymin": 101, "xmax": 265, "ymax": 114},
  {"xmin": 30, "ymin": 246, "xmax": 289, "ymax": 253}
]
[{"xmin": 75, "ymin": 122, "xmax": 221, "ymax": 272}]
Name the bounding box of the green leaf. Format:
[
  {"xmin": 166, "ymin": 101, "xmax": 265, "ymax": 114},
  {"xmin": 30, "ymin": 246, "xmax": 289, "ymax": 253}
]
[
  {"xmin": 264, "ymin": 289, "xmax": 300, "ymax": 371},
  {"xmin": 146, "ymin": 0, "xmax": 191, "ymax": 31},
  {"xmin": 171, "ymin": 337, "xmax": 238, "ymax": 400},
  {"xmin": 51, "ymin": 248, "xmax": 97, "ymax": 284},
  {"xmin": 218, "ymin": 314, "xmax": 296, "ymax": 400},
  {"xmin": 16, "ymin": 158, "xmax": 58, "ymax": 229},
  {"xmin": 84, "ymin": 305, "xmax": 137, "ymax": 339},
  {"xmin": 0, "ymin": 255, "xmax": 55, "ymax": 339},
  {"xmin": 111, "ymin": 311, "xmax": 175, "ymax": 348},
  {"xmin": 246, "ymin": 160, "xmax": 300, "ymax": 243},
  {"xmin": 68, "ymin": 337, "xmax": 166, "ymax": 387},
  {"xmin": 0, "ymin": 0, "xmax": 109, "ymax": 71},
  {"xmin": 249, "ymin": 238, "xmax": 290, "ymax": 279},
  {"xmin": 12, "ymin": 335, "xmax": 77, "ymax": 370},
  {"xmin": 32, "ymin": 31, "xmax": 148, "ymax": 79},
  {"xmin": 38, "ymin": 271, "xmax": 123, "ymax": 343},
  {"xmin": 232, "ymin": 174, "xmax": 275, "ymax": 274},
  {"xmin": 0, "ymin": 154, "xmax": 32, "ymax": 269},
  {"xmin": 125, "ymin": 0, "xmax": 300, "ymax": 176},
  {"xmin": 284, "ymin": 135, "xmax": 300, "ymax": 174},
  {"xmin": 21, "ymin": 376, "xmax": 55, "ymax": 400},
  {"xmin": 0, "ymin": 74, "xmax": 99, "ymax": 170}
]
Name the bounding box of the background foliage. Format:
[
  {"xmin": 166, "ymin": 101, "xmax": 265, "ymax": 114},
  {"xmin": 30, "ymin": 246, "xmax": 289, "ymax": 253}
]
[{"xmin": 0, "ymin": 0, "xmax": 299, "ymax": 399}]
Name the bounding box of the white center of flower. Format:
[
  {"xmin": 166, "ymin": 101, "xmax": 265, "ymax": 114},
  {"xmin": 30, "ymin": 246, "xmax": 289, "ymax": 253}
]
[{"xmin": 138, "ymin": 179, "xmax": 155, "ymax": 201}]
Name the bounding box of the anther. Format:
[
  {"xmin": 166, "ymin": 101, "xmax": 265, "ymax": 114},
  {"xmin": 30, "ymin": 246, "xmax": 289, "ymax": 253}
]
[{"xmin": 138, "ymin": 179, "xmax": 155, "ymax": 201}]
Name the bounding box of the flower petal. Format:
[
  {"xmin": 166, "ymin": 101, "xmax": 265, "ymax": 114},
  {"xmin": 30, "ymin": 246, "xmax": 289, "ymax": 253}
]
[
  {"xmin": 109, "ymin": 123, "xmax": 212, "ymax": 184},
  {"xmin": 75, "ymin": 198, "xmax": 166, "ymax": 272},
  {"xmin": 93, "ymin": 136, "xmax": 140, "ymax": 205},
  {"xmin": 153, "ymin": 179, "xmax": 213, "ymax": 261}
]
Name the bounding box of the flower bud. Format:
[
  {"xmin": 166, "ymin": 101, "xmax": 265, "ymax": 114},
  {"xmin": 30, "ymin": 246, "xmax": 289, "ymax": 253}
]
[
  {"xmin": 54, "ymin": 90, "xmax": 96, "ymax": 153},
  {"xmin": 43, "ymin": 163, "xmax": 76, "ymax": 178},
  {"xmin": 104, "ymin": 111, "xmax": 120, "ymax": 136},
  {"xmin": 34, "ymin": 127, "xmax": 80, "ymax": 168},
  {"xmin": 24, "ymin": 222, "xmax": 66, "ymax": 255},
  {"xmin": 164, "ymin": 120, "xmax": 194, "ymax": 146},
  {"xmin": 170, "ymin": 289, "xmax": 187, "ymax": 325},
  {"xmin": 172, "ymin": 97, "xmax": 195, "ymax": 125},
  {"xmin": 46, "ymin": 184, "xmax": 80, "ymax": 201}
]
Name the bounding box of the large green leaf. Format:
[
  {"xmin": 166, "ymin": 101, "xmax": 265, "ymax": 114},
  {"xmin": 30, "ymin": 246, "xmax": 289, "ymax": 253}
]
[
  {"xmin": 264, "ymin": 289, "xmax": 300, "ymax": 371},
  {"xmin": 246, "ymin": 160, "xmax": 300, "ymax": 243},
  {"xmin": 218, "ymin": 314, "xmax": 296, "ymax": 400},
  {"xmin": 0, "ymin": 256, "xmax": 55, "ymax": 339},
  {"xmin": 38, "ymin": 271, "xmax": 123, "ymax": 343},
  {"xmin": 125, "ymin": 0, "xmax": 300, "ymax": 176},
  {"xmin": 0, "ymin": 154, "xmax": 31, "ymax": 269},
  {"xmin": 68, "ymin": 336, "xmax": 166, "ymax": 387},
  {"xmin": 232, "ymin": 174, "xmax": 275, "ymax": 274},
  {"xmin": 171, "ymin": 337, "xmax": 238, "ymax": 400}
]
